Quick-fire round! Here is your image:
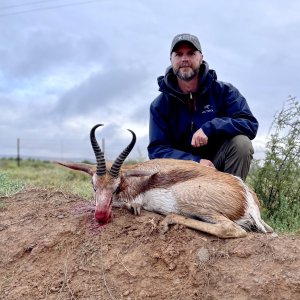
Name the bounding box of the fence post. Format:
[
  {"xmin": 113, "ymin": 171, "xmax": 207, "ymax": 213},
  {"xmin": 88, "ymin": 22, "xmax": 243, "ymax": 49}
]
[{"xmin": 17, "ymin": 138, "xmax": 20, "ymax": 167}]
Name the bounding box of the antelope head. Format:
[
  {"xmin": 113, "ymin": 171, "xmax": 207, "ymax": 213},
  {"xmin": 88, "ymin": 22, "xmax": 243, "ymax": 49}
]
[{"xmin": 56, "ymin": 124, "xmax": 136, "ymax": 225}]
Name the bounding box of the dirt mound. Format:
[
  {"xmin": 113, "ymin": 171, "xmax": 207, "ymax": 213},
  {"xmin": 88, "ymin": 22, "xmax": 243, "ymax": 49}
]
[{"xmin": 1, "ymin": 189, "xmax": 300, "ymax": 300}]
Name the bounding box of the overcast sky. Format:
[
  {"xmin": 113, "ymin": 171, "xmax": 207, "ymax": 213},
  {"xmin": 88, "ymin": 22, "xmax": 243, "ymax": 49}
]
[{"xmin": 0, "ymin": 0, "xmax": 299, "ymax": 163}]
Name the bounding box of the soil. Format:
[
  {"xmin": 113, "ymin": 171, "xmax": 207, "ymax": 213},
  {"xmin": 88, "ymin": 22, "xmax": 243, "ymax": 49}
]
[{"xmin": 1, "ymin": 188, "xmax": 300, "ymax": 300}]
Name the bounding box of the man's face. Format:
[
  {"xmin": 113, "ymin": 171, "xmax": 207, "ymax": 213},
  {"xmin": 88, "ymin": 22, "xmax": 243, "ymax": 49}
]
[{"xmin": 170, "ymin": 42, "xmax": 203, "ymax": 81}]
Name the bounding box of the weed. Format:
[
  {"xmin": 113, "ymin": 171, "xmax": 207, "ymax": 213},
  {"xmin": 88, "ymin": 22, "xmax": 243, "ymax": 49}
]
[{"xmin": 0, "ymin": 172, "xmax": 25, "ymax": 197}]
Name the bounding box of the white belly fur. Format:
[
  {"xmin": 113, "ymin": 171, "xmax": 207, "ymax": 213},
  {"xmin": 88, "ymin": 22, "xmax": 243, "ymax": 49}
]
[
  {"xmin": 130, "ymin": 184, "xmax": 266, "ymax": 233},
  {"xmin": 134, "ymin": 188, "xmax": 177, "ymax": 216}
]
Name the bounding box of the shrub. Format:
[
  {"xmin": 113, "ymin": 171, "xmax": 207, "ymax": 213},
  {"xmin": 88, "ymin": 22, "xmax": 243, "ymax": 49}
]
[{"xmin": 253, "ymin": 96, "xmax": 300, "ymax": 232}]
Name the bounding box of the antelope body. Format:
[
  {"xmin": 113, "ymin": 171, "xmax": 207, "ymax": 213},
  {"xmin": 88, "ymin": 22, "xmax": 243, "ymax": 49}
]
[{"xmin": 57, "ymin": 124, "xmax": 273, "ymax": 238}]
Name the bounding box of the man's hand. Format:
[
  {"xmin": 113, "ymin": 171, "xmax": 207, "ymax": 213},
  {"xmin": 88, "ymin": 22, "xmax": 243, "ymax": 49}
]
[
  {"xmin": 191, "ymin": 128, "xmax": 208, "ymax": 147},
  {"xmin": 199, "ymin": 159, "xmax": 215, "ymax": 168},
  {"xmin": 191, "ymin": 128, "xmax": 214, "ymax": 168}
]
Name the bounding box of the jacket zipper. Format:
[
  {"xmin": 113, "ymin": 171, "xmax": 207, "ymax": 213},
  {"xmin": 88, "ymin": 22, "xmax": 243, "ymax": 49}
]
[
  {"xmin": 190, "ymin": 92, "xmax": 194, "ymax": 132},
  {"xmin": 170, "ymin": 91, "xmax": 196, "ymax": 132}
]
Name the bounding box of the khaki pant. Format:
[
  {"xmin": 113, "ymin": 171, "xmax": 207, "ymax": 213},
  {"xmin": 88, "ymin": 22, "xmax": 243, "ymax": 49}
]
[{"xmin": 213, "ymin": 135, "xmax": 254, "ymax": 181}]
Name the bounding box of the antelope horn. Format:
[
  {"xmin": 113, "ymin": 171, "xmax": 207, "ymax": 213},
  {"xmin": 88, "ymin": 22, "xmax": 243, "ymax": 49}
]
[
  {"xmin": 90, "ymin": 124, "xmax": 106, "ymax": 176},
  {"xmin": 109, "ymin": 129, "xmax": 136, "ymax": 177}
]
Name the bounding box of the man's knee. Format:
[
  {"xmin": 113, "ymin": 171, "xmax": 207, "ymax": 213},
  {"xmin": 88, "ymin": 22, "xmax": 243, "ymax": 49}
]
[
  {"xmin": 229, "ymin": 135, "xmax": 254, "ymax": 159},
  {"xmin": 213, "ymin": 135, "xmax": 254, "ymax": 180}
]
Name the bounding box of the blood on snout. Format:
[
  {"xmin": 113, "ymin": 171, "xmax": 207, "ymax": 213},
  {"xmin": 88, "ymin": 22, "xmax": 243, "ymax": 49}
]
[{"xmin": 94, "ymin": 210, "xmax": 112, "ymax": 225}]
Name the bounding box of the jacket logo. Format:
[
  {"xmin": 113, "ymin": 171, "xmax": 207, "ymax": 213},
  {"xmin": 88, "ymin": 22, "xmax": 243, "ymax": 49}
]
[{"xmin": 202, "ymin": 104, "xmax": 214, "ymax": 114}]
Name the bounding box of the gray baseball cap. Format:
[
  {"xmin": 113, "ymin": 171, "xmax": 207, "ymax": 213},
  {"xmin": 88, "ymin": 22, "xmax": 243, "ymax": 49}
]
[{"xmin": 170, "ymin": 33, "xmax": 202, "ymax": 54}]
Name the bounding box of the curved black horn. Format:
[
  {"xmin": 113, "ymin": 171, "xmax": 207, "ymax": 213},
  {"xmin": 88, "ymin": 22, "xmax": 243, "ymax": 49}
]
[
  {"xmin": 90, "ymin": 124, "xmax": 106, "ymax": 176},
  {"xmin": 109, "ymin": 129, "xmax": 136, "ymax": 177}
]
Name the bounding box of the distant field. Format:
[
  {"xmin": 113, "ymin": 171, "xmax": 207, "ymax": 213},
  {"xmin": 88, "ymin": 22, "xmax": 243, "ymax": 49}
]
[{"xmin": 0, "ymin": 158, "xmax": 93, "ymax": 200}]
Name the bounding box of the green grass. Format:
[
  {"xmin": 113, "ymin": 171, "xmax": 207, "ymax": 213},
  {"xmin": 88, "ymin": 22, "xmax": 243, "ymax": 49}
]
[
  {"xmin": 0, "ymin": 171, "xmax": 26, "ymax": 210},
  {"xmin": 0, "ymin": 158, "xmax": 93, "ymax": 200}
]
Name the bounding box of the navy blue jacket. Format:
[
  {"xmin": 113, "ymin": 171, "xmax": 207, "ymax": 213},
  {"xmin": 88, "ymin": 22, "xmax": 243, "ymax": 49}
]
[{"xmin": 147, "ymin": 61, "xmax": 258, "ymax": 162}]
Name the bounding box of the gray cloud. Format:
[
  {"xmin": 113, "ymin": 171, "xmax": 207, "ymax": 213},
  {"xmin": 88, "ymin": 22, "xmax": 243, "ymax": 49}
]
[
  {"xmin": 0, "ymin": 29, "xmax": 107, "ymax": 80},
  {"xmin": 52, "ymin": 65, "xmax": 150, "ymax": 118},
  {"xmin": 0, "ymin": 0, "xmax": 299, "ymax": 161}
]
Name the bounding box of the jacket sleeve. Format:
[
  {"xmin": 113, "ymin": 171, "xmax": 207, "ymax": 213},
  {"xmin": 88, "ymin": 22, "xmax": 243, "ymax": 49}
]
[
  {"xmin": 147, "ymin": 97, "xmax": 201, "ymax": 162},
  {"xmin": 201, "ymin": 83, "xmax": 258, "ymax": 140}
]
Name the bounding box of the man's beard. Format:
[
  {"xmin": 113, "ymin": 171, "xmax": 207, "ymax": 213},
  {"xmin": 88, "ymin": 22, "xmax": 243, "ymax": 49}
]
[{"xmin": 174, "ymin": 66, "xmax": 199, "ymax": 81}]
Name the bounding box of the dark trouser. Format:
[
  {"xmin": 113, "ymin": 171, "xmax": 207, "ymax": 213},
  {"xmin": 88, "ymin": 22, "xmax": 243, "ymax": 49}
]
[{"xmin": 212, "ymin": 135, "xmax": 254, "ymax": 181}]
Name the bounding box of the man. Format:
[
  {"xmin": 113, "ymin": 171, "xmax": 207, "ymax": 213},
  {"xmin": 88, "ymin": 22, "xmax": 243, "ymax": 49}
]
[{"xmin": 147, "ymin": 33, "xmax": 258, "ymax": 181}]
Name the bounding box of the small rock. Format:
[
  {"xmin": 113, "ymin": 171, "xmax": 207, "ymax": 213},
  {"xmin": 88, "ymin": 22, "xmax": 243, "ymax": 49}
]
[
  {"xmin": 132, "ymin": 231, "xmax": 141, "ymax": 237},
  {"xmin": 271, "ymin": 232, "xmax": 278, "ymax": 238},
  {"xmin": 123, "ymin": 290, "xmax": 130, "ymax": 296},
  {"xmin": 25, "ymin": 264, "xmax": 33, "ymax": 272},
  {"xmin": 197, "ymin": 247, "xmax": 210, "ymax": 262},
  {"xmin": 0, "ymin": 224, "xmax": 7, "ymax": 231},
  {"xmin": 168, "ymin": 262, "xmax": 176, "ymax": 270},
  {"xmin": 139, "ymin": 290, "xmax": 148, "ymax": 297}
]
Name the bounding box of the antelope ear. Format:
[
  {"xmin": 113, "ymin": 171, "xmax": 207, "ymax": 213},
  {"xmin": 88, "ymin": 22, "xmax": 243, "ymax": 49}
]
[
  {"xmin": 54, "ymin": 161, "xmax": 95, "ymax": 176},
  {"xmin": 124, "ymin": 169, "xmax": 159, "ymax": 178}
]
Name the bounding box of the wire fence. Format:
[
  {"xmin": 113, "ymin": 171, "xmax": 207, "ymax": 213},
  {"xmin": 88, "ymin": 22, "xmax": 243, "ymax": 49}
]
[
  {"xmin": 1, "ymin": 137, "xmax": 102, "ymax": 163},
  {"xmin": 0, "ymin": 137, "xmax": 267, "ymax": 164},
  {"xmin": 0, "ymin": 137, "xmax": 148, "ymax": 163}
]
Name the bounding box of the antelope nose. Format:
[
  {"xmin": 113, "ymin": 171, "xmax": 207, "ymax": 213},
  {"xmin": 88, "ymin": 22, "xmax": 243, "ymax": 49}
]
[{"xmin": 94, "ymin": 210, "xmax": 112, "ymax": 225}]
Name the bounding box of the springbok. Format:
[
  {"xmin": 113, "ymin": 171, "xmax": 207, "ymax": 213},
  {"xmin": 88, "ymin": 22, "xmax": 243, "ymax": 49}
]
[{"xmin": 56, "ymin": 124, "xmax": 273, "ymax": 238}]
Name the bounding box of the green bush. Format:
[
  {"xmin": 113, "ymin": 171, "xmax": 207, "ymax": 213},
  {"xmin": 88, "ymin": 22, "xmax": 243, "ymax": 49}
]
[{"xmin": 253, "ymin": 96, "xmax": 300, "ymax": 232}]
